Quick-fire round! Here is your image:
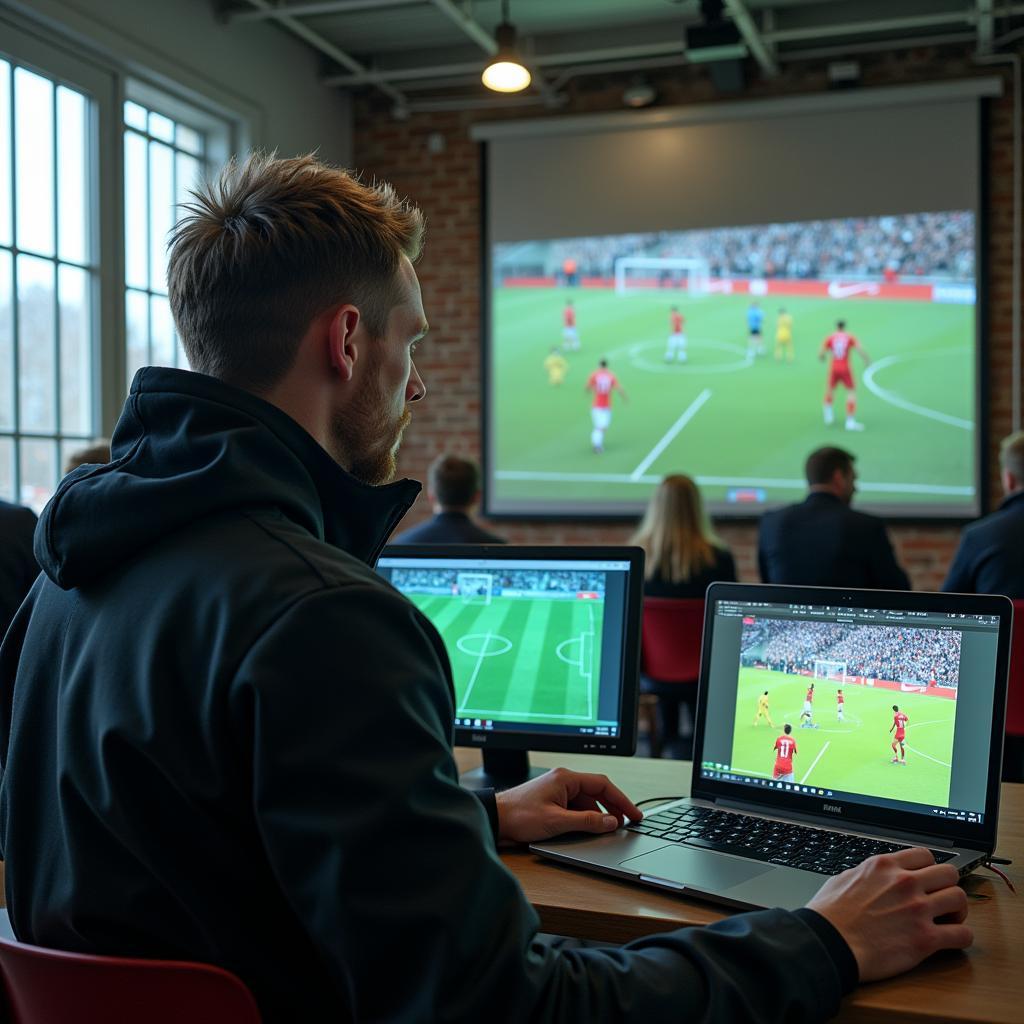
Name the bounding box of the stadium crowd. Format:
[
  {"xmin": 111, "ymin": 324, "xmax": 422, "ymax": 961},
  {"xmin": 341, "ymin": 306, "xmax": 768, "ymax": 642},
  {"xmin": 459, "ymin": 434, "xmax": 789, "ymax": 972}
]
[
  {"xmin": 390, "ymin": 567, "xmax": 607, "ymax": 597},
  {"xmin": 740, "ymin": 619, "xmax": 962, "ymax": 688}
]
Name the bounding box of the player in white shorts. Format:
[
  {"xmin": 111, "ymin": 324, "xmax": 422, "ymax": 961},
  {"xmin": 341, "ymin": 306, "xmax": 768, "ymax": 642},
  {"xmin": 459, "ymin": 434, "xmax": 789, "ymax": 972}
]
[
  {"xmin": 665, "ymin": 306, "xmax": 687, "ymax": 362},
  {"xmin": 562, "ymin": 299, "xmax": 580, "ymax": 351},
  {"xmin": 585, "ymin": 358, "xmax": 627, "ymax": 453}
]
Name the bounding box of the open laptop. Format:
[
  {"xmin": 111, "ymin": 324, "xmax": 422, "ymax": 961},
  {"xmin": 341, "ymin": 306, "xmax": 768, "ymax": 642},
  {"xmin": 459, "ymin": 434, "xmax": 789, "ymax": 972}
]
[{"xmin": 531, "ymin": 582, "xmax": 1012, "ymax": 911}]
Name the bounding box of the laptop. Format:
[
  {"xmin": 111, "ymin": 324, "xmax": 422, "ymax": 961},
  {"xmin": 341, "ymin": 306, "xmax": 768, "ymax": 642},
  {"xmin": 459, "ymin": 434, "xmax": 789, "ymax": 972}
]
[{"xmin": 531, "ymin": 583, "xmax": 1012, "ymax": 911}]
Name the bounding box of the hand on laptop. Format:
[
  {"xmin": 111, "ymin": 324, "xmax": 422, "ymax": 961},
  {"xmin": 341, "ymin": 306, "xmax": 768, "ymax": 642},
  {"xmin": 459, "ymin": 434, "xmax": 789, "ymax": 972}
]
[
  {"xmin": 495, "ymin": 768, "xmax": 643, "ymax": 843},
  {"xmin": 808, "ymin": 846, "xmax": 972, "ymax": 982}
]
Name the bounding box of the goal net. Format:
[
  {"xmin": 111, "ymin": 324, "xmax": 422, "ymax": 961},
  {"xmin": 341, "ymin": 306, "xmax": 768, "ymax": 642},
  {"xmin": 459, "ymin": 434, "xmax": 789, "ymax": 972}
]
[
  {"xmin": 456, "ymin": 572, "xmax": 493, "ymax": 606},
  {"xmin": 613, "ymin": 256, "xmax": 711, "ymax": 296},
  {"xmin": 813, "ymin": 660, "xmax": 848, "ymax": 683}
]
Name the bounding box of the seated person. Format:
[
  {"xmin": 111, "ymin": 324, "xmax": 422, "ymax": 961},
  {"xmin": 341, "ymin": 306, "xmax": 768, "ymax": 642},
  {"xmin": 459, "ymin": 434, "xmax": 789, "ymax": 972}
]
[
  {"xmin": 0, "ymin": 154, "xmax": 970, "ymax": 1024},
  {"xmin": 390, "ymin": 453, "xmax": 505, "ymax": 544},
  {"xmin": 0, "ymin": 498, "xmax": 38, "ymax": 638},
  {"xmin": 944, "ymin": 430, "xmax": 1024, "ymax": 597},
  {"xmin": 631, "ymin": 474, "xmax": 736, "ymax": 758},
  {"xmin": 759, "ymin": 446, "xmax": 910, "ymax": 590},
  {"xmin": 63, "ymin": 439, "xmax": 111, "ymax": 475}
]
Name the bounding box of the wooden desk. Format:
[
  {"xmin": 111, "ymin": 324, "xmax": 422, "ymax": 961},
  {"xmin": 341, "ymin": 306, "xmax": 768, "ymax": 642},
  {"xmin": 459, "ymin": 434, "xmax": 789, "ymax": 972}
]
[{"xmin": 456, "ymin": 749, "xmax": 1024, "ymax": 1024}]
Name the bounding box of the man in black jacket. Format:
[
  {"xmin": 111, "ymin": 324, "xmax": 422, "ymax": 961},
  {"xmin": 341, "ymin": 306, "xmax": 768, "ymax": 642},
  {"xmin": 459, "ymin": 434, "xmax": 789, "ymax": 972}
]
[
  {"xmin": 0, "ymin": 155, "xmax": 969, "ymax": 1023},
  {"xmin": 944, "ymin": 431, "xmax": 1024, "ymax": 596},
  {"xmin": 759, "ymin": 446, "xmax": 911, "ymax": 590},
  {"xmin": 391, "ymin": 453, "xmax": 506, "ymax": 544}
]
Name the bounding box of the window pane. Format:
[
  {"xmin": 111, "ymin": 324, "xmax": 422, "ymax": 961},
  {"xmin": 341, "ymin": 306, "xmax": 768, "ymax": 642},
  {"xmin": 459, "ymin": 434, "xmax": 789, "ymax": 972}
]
[
  {"xmin": 124, "ymin": 131, "xmax": 148, "ymax": 290},
  {"xmin": 14, "ymin": 68, "xmax": 54, "ymax": 256},
  {"xmin": 0, "ymin": 250, "xmax": 12, "ymax": 431},
  {"xmin": 175, "ymin": 151, "xmax": 202, "ymax": 210},
  {"xmin": 59, "ymin": 264, "xmax": 91, "ymax": 435},
  {"xmin": 16, "ymin": 254, "xmax": 55, "ymax": 433},
  {"xmin": 175, "ymin": 123, "xmax": 203, "ymax": 155},
  {"xmin": 57, "ymin": 86, "xmax": 88, "ymax": 265},
  {"xmin": 125, "ymin": 288, "xmax": 148, "ymax": 382},
  {"xmin": 150, "ymin": 294, "xmax": 175, "ymax": 367},
  {"xmin": 176, "ymin": 335, "xmax": 188, "ymax": 370},
  {"xmin": 123, "ymin": 100, "xmax": 147, "ymax": 130},
  {"xmin": 19, "ymin": 436, "xmax": 56, "ymax": 513},
  {"xmin": 149, "ymin": 141, "xmax": 173, "ymax": 294},
  {"xmin": 148, "ymin": 111, "xmax": 174, "ymax": 142},
  {"xmin": 0, "ymin": 437, "xmax": 13, "ymax": 501},
  {"xmin": 0, "ymin": 60, "xmax": 11, "ymax": 247}
]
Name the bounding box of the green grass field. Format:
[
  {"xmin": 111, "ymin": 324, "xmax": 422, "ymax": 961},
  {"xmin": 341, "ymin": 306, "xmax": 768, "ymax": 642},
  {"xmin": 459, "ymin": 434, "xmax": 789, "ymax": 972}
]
[
  {"xmin": 408, "ymin": 593, "xmax": 606, "ymax": 726},
  {"xmin": 491, "ymin": 287, "xmax": 975, "ymax": 512},
  {"xmin": 729, "ymin": 668, "xmax": 956, "ymax": 808}
]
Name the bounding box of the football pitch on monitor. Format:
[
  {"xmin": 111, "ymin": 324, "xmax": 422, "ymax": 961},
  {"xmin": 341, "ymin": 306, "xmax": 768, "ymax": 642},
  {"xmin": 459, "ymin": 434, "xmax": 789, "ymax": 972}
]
[
  {"xmin": 407, "ymin": 593, "xmax": 604, "ymax": 726},
  {"xmin": 491, "ymin": 287, "xmax": 975, "ymax": 511},
  {"xmin": 729, "ymin": 668, "xmax": 956, "ymax": 808}
]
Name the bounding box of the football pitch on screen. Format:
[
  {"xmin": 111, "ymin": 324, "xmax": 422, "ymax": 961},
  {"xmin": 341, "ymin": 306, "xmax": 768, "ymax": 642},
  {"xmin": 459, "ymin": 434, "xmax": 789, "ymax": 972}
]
[
  {"xmin": 407, "ymin": 593, "xmax": 605, "ymax": 726},
  {"xmin": 730, "ymin": 668, "xmax": 956, "ymax": 808},
  {"xmin": 492, "ymin": 288, "xmax": 975, "ymax": 510}
]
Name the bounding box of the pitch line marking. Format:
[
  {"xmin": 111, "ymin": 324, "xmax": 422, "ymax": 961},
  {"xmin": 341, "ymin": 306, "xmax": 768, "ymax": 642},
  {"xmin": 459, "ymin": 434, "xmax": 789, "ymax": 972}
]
[
  {"xmin": 585, "ymin": 602, "xmax": 596, "ymax": 720},
  {"xmin": 631, "ymin": 388, "xmax": 713, "ymax": 480},
  {"xmin": 800, "ymin": 741, "xmax": 831, "ymax": 785},
  {"xmin": 459, "ymin": 708, "xmax": 596, "ymax": 721},
  {"xmin": 904, "ymin": 745, "xmax": 952, "ymax": 769},
  {"xmin": 457, "ymin": 631, "xmax": 494, "ymax": 714},
  {"xmin": 862, "ymin": 347, "xmax": 973, "ymax": 431}
]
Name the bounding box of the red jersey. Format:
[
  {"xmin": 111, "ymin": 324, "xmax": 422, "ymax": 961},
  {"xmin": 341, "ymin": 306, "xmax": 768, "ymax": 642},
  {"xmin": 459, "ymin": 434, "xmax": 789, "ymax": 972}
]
[
  {"xmin": 837, "ymin": 693, "xmax": 844, "ymax": 706},
  {"xmin": 563, "ymin": 305, "xmax": 576, "ymax": 327},
  {"xmin": 893, "ymin": 711, "xmax": 909, "ymax": 740},
  {"xmin": 670, "ymin": 311, "xmax": 684, "ymax": 333},
  {"xmin": 587, "ymin": 369, "xmax": 618, "ymax": 409},
  {"xmin": 824, "ymin": 331, "xmax": 860, "ymax": 369},
  {"xmin": 806, "ymin": 686, "xmax": 814, "ymax": 703},
  {"xmin": 774, "ymin": 735, "xmax": 797, "ymax": 774}
]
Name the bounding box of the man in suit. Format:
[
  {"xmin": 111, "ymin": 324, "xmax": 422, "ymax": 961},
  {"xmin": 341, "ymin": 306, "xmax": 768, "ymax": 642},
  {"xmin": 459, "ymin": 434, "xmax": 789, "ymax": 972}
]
[
  {"xmin": 0, "ymin": 499, "xmax": 38, "ymax": 638},
  {"xmin": 759, "ymin": 446, "xmax": 910, "ymax": 589},
  {"xmin": 944, "ymin": 431, "xmax": 1024, "ymax": 596},
  {"xmin": 391, "ymin": 453, "xmax": 505, "ymax": 544}
]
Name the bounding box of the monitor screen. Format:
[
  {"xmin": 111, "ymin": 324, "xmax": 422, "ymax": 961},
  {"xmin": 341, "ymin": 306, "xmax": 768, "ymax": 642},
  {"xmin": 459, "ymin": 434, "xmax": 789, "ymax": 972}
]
[
  {"xmin": 376, "ymin": 547, "xmax": 642, "ymax": 760},
  {"xmin": 696, "ymin": 594, "xmax": 1001, "ymax": 825}
]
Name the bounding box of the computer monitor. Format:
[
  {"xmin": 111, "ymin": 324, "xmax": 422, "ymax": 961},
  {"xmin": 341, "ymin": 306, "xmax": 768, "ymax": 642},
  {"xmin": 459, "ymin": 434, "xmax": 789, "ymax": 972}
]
[{"xmin": 376, "ymin": 545, "xmax": 644, "ymax": 789}]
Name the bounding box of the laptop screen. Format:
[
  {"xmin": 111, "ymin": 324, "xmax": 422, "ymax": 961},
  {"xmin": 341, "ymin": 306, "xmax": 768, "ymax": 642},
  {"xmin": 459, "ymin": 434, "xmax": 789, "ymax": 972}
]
[
  {"xmin": 698, "ymin": 594, "xmax": 1002, "ymax": 826},
  {"xmin": 376, "ymin": 547, "xmax": 641, "ymax": 750}
]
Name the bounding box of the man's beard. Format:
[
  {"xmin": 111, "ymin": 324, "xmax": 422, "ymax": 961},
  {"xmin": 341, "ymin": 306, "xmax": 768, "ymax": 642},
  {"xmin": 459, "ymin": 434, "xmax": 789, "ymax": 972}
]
[{"xmin": 332, "ymin": 383, "xmax": 413, "ymax": 486}]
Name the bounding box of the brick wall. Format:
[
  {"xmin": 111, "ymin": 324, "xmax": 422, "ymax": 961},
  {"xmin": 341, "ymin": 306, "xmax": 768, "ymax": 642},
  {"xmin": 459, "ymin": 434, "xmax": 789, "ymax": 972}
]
[{"xmin": 354, "ymin": 47, "xmax": 1021, "ymax": 591}]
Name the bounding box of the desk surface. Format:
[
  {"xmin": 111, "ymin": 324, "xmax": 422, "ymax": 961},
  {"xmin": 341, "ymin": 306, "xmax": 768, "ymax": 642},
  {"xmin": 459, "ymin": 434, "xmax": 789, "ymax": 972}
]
[{"xmin": 456, "ymin": 749, "xmax": 1024, "ymax": 1024}]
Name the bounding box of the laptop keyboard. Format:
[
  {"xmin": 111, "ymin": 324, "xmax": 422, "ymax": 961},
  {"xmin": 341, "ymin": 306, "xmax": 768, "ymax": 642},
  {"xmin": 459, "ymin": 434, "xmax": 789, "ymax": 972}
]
[{"xmin": 626, "ymin": 805, "xmax": 956, "ymax": 875}]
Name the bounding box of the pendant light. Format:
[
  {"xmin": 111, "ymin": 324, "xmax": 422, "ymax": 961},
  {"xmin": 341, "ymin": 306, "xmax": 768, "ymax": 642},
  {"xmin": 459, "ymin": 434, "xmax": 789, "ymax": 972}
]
[{"xmin": 482, "ymin": 0, "xmax": 531, "ymax": 93}]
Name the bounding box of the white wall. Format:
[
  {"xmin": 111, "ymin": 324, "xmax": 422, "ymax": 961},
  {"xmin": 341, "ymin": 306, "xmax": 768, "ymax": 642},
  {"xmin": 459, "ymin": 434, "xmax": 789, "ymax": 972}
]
[{"xmin": 3, "ymin": 0, "xmax": 353, "ymax": 164}]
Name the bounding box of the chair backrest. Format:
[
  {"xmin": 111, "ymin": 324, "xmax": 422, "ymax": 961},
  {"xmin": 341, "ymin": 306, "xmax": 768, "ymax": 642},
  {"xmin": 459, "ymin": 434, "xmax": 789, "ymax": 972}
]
[
  {"xmin": 0, "ymin": 930, "xmax": 261, "ymax": 1024},
  {"xmin": 641, "ymin": 597, "xmax": 705, "ymax": 684},
  {"xmin": 1007, "ymin": 600, "xmax": 1024, "ymax": 737}
]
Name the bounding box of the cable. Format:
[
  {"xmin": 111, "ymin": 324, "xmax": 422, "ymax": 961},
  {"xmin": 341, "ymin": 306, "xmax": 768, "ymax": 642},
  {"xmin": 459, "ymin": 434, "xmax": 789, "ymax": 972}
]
[{"xmin": 981, "ymin": 861, "xmax": 1016, "ymax": 893}]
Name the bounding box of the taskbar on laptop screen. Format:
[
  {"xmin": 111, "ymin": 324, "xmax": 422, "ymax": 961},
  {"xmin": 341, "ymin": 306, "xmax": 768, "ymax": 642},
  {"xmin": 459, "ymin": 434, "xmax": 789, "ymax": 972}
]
[
  {"xmin": 699, "ymin": 597, "xmax": 999, "ymax": 827},
  {"xmin": 376, "ymin": 556, "xmax": 632, "ymax": 740}
]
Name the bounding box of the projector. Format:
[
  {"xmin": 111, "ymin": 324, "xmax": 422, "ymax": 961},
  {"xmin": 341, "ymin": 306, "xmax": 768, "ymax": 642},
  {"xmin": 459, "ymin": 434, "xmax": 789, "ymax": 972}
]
[{"xmin": 684, "ymin": 20, "xmax": 748, "ymax": 64}]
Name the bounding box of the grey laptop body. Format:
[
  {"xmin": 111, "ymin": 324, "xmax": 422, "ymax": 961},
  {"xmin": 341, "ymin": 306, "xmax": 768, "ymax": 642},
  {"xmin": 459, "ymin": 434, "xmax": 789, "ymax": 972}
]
[{"xmin": 531, "ymin": 583, "xmax": 1012, "ymax": 911}]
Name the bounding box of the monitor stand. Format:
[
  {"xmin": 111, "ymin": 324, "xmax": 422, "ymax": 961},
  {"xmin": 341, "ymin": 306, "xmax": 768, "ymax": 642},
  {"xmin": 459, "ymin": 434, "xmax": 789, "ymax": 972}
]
[{"xmin": 459, "ymin": 749, "xmax": 549, "ymax": 792}]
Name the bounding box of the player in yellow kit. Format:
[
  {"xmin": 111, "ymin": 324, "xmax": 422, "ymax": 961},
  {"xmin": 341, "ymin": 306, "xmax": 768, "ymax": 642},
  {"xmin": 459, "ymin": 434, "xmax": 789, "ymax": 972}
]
[
  {"xmin": 753, "ymin": 690, "xmax": 775, "ymax": 727},
  {"xmin": 544, "ymin": 346, "xmax": 568, "ymax": 386},
  {"xmin": 775, "ymin": 308, "xmax": 794, "ymax": 363}
]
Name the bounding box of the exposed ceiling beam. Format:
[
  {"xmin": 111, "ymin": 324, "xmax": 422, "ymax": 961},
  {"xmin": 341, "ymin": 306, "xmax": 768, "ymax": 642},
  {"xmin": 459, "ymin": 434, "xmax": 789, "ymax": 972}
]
[
  {"xmin": 240, "ymin": 0, "xmax": 408, "ymax": 105},
  {"xmin": 779, "ymin": 32, "xmax": 978, "ymax": 63},
  {"xmin": 229, "ymin": 0, "xmax": 419, "ymax": 20},
  {"xmin": 723, "ymin": 0, "xmax": 778, "ymax": 77},
  {"xmin": 977, "ymin": 0, "xmax": 995, "ymax": 53}
]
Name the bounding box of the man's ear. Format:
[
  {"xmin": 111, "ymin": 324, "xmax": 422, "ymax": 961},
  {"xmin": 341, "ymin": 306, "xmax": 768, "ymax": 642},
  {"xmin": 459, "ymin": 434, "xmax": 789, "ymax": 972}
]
[{"xmin": 328, "ymin": 306, "xmax": 361, "ymax": 382}]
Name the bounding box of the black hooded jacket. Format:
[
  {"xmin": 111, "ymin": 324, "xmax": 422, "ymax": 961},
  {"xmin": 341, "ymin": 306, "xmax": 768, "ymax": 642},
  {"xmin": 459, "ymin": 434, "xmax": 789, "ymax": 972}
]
[{"xmin": 0, "ymin": 368, "xmax": 855, "ymax": 1022}]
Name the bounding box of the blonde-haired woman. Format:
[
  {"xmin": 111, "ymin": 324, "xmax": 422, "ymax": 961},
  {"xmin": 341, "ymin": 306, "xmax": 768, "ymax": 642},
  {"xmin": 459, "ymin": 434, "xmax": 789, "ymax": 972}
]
[{"xmin": 631, "ymin": 474, "xmax": 736, "ymax": 757}]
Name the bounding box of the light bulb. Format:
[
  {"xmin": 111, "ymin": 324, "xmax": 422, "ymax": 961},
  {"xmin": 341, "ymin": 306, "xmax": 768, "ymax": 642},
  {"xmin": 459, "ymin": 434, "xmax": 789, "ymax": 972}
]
[{"xmin": 482, "ymin": 59, "xmax": 532, "ymax": 93}]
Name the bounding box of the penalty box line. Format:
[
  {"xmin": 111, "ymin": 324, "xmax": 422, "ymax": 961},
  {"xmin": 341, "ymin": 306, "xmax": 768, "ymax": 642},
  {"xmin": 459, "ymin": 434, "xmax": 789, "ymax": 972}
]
[{"xmin": 631, "ymin": 388, "xmax": 713, "ymax": 481}]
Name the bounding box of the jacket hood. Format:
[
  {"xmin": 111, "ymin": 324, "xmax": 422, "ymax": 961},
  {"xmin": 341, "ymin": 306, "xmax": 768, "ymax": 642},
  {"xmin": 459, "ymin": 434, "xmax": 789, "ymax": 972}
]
[{"xmin": 36, "ymin": 367, "xmax": 420, "ymax": 590}]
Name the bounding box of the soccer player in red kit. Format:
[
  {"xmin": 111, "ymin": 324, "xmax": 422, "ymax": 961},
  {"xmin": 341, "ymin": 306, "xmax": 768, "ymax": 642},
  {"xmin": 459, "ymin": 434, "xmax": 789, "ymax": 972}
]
[
  {"xmin": 773, "ymin": 723, "xmax": 798, "ymax": 783},
  {"xmin": 562, "ymin": 300, "xmax": 580, "ymax": 351},
  {"xmin": 890, "ymin": 704, "xmax": 910, "ymax": 764},
  {"xmin": 585, "ymin": 358, "xmax": 627, "ymax": 453},
  {"xmin": 819, "ymin": 319, "xmax": 871, "ymax": 432},
  {"xmin": 800, "ymin": 682, "xmax": 817, "ymax": 728},
  {"xmin": 665, "ymin": 306, "xmax": 687, "ymax": 362},
  {"xmin": 837, "ymin": 688, "xmax": 845, "ymax": 723}
]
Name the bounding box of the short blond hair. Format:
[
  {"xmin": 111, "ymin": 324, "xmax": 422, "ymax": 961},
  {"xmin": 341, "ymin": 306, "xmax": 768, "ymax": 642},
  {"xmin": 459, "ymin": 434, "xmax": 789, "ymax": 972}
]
[
  {"xmin": 168, "ymin": 152, "xmax": 424, "ymax": 392},
  {"xmin": 630, "ymin": 474, "xmax": 718, "ymax": 583},
  {"xmin": 1000, "ymin": 431, "xmax": 1024, "ymax": 480}
]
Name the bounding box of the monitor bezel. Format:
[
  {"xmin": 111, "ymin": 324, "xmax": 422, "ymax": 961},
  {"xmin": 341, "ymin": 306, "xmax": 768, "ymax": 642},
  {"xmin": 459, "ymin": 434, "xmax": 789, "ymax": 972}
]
[
  {"xmin": 692, "ymin": 582, "xmax": 1011, "ymax": 851},
  {"xmin": 377, "ymin": 544, "xmax": 643, "ymax": 758}
]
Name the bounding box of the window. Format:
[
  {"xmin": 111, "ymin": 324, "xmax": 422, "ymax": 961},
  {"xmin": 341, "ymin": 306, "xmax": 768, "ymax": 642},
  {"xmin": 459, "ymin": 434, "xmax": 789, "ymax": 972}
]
[
  {"xmin": 123, "ymin": 98, "xmax": 207, "ymax": 379},
  {"xmin": 0, "ymin": 57, "xmax": 96, "ymax": 512}
]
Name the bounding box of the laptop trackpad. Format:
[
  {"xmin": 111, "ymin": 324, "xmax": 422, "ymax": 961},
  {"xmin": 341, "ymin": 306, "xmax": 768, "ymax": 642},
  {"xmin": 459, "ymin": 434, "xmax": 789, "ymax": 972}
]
[{"xmin": 621, "ymin": 846, "xmax": 773, "ymax": 889}]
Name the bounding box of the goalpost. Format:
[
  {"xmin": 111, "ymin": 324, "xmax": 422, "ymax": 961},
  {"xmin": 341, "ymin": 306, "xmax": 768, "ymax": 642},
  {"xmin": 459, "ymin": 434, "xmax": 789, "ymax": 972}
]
[
  {"xmin": 813, "ymin": 660, "xmax": 848, "ymax": 684},
  {"xmin": 456, "ymin": 572, "xmax": 493, "ymax": 606},
  {"xmin": 613, "ymin": 256, "xmax": 711, "ymax": 296}
]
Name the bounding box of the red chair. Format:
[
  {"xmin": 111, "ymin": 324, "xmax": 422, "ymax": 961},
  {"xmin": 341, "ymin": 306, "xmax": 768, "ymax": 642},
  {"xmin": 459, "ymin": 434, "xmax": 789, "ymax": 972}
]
[
  {"xmin": 1004, "ymin": 600, "xmax": 1024, "ymax": 781},
  {"xmin": 0, "ymin": 928, "xmax": 262, "ymax": 1024},
  {"xmin": 640, "ymin": 598, "xmax": 706, "ymax": 758}
]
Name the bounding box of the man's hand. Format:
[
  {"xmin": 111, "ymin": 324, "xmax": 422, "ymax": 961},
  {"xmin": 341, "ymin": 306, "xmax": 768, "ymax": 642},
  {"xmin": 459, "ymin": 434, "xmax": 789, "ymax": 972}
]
[
  {"xmin": 808, "ymin": 847, "xmax": 972, "ymax": 982},
  {"xmin": 495, "ymin": 767, "xmax": 643, "ymax": 843}
]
